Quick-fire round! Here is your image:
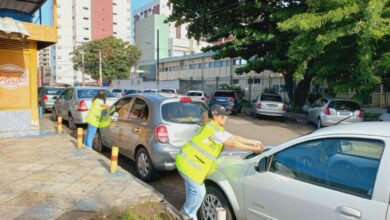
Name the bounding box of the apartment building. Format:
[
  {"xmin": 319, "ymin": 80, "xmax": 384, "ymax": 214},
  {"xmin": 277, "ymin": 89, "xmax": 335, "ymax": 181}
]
[{"xmin": 51, "ymin": 0, "xmax": 131, "ymax": 85}]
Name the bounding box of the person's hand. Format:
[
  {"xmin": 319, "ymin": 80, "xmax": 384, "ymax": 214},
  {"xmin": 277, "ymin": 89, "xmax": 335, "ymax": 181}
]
[{"xmin": 253, "ymin": 141, "xmax": 264, "ymax": 153}]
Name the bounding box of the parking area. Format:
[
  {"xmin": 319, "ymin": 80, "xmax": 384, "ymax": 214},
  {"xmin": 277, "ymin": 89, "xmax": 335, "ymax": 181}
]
[{"xmin": 48, "ymin": 113, "xmax": 314, "ymax": 209}]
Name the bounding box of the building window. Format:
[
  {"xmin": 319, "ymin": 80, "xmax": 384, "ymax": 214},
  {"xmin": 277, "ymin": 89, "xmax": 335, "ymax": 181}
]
[
  {"xmin": 214, "ymin": 61, "xmax": 222, "ymax": 68},
  {"xmin": 113, "ymin": 2, "xmax": 117, "ymax": 5},
  {"xmin": 114, "ymin": 13, "xmax": 117, "ymax": 15},
  {"xmin": 84, "ymin": 27, "xmax": 89, "ymax": 30},
  {"xmin": 84, "ymin": 37, "xmax": 89, "ymax": 40},
  {"xmin": 113, "ymin": 22, "xmax": 117, "ymax": 25},
  {"xmin": 83, "ymin": 17, "xmax": 89, "ymax": 20},
  {"xmin": 113, "ymin": 32, "xmax": 117, "ymax": 34},
  {"xmin": 83, "ymin": 6, "xmax": 88, "ymax": 10}
]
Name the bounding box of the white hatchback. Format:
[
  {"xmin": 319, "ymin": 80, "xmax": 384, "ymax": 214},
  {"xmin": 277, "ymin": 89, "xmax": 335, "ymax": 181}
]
[{"xmin": 199, "ymin": 122, "xmax": 390, "ymax": 220}]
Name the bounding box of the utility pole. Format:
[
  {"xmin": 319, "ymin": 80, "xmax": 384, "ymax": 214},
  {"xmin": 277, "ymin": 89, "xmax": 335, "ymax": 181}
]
[
  {"xmin": 81, "ymin": 51, "xmax": 85, "ymax": 86},
  {"xmin": 156, "ymin": 29, "xmax": 160, "ymax": 91},
  {"xmin": 99, "ymin": 50, "xmax": 102, "ymax": 87}
]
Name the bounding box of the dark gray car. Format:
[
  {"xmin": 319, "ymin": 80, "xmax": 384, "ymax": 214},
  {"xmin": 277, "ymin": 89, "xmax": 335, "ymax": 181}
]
[
  {"xmin": 38, "ymin": 87, "xmax": 65, "ymax": 112},
  {"xmin": 94, "ymin": 93, "xmax": 208, "ymax": 181}
]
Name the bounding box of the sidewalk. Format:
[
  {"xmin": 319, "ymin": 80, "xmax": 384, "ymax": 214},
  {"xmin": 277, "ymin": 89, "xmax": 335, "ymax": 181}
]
[{"xmin": 0, "ymin": 117, "xmax": 171, "ymax": 220}]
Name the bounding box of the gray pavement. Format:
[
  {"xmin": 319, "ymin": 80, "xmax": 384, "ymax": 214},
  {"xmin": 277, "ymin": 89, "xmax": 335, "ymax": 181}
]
[{"xmin": 0, "ymin": 117, "xmax": 168, "ymax": 220}]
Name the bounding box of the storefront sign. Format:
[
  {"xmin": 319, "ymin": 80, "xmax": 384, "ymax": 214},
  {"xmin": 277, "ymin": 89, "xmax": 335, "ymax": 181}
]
[{"xmin": 0, "ymin": 64, "xmax": 28, "ymax": 88}]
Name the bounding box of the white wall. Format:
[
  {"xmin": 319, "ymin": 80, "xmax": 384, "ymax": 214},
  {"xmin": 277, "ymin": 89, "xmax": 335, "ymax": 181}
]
[{"xmin": 113, "ymin": 0, "xmax": 131, "ymax": 42}]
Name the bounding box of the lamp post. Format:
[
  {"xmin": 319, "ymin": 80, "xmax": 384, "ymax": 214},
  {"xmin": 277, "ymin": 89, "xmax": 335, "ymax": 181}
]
[
  {"xmin": 80, "ymin": 50, "xmax": 85, "ymax": 86},
  {"xmin": 146, "ymin": 29, "xmax": 160, "ymax": 91}
]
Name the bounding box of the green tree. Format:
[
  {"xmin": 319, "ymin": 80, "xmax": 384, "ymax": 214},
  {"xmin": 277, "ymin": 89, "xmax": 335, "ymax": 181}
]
[
  {"xmin": 167, "ymin": 0, "xmax": 310, "ymax": 106},
  {"xmin": 71, "ymin": 37, "xmax": 142, "ymax": 82},
  {"xmin": 278, "ymin": 0, "xmax": 390, "ymax": 101}
]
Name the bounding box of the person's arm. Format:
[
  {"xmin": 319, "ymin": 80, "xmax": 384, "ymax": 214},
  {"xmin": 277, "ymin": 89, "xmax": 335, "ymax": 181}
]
[
  {"xmin": 230, "ymin": 135, "xmax": 262, "ymax": 146},
  {"xmin": 223, "ymin": 137, "xmax": 264, "ymax": 153}
]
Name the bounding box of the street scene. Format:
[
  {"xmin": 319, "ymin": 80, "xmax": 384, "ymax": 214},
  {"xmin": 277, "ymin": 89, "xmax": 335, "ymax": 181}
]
[{"xmin": 0, "ymin": 0, "xmax": 389, "ymax": 220}]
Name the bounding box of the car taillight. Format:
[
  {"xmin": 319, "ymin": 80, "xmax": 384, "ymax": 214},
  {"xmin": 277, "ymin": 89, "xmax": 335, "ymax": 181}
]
[
  {"xmin": 155, "ymin": 125, "xmax": 169, "ymax": 144},
  {"xmin": 211, "ymin": 96, "xmax": 215, "ymax": 100},
  {"xmin": 121, "ymin": 92, "xmax": 124, "ymax": 97},
  {"xmin": 357, "ymin": 110, "xmax": 364, "ymax": 117},
  {"xmin": 256, "ymin": 102, "xmax": 262, "ymax": 109},
  {"xmin": 42, "ymin": 95, "xmax": 48, "ymax": 102},
  {"xmin": 201, "ymin": 97, "xmax": 205, "ymax": 101},
  {"xmin": 180, "ymin": 97, "xmax": 192, "ymax": 103},
  {"xmin": 228, "ymin": 97, "xmax": 235, "ymax": 101},
  {"xmin": 282, "ymin": 104, "xmax": 286, "ymax": 111},
  {"xmin": 324, "ymin": 107, "xmax": 331, "ymax": 115},
  {"xmin": 77, "ymin": 100, "xmax": 88, "ymax": 112}
]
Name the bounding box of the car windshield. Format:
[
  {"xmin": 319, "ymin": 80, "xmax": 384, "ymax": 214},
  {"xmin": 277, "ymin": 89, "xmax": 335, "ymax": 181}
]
[
  {"xmin": 161, "ymin": 89, "xmax": 175, "ymax": 93},
  {"xmin": 186, "ymin": 92, "xmax": 202, "ymax": 96},
  {"xmin": 330, "ymin": 101, "xmax": 361, "ymax": 111},
  {"xmin": 77, "ymin": 89, "xmax": 116, "ymax": 99},
  {"xmin": 125, "ymin": 90, "xmax": 140, "ymax": 95},
  {"xmin": 261, "ymin": 94, "xmax": 282, "ymax": 102},
  {"xmin": 46, "ymin": 88, "xmax": 64, "ymax": 95},
  {"xmin": 214, "ymin": 91, "xmax": 234, "ymax": 97},
  {"xmin": 162, "ymin": 102, "xmax": 207, "ymax": 124},
  {"xmin": 112, "ymin": 89, "xmax": 122, "ymax": 93}
]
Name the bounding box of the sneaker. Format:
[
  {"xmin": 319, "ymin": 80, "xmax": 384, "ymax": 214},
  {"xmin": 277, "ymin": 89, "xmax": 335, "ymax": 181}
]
[{"xmin": 180, "ymin": 208, "xmax": 193, "ymax": 220}]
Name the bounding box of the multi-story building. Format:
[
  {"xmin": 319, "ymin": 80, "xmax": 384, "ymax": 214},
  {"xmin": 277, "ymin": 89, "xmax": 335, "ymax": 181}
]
[
  {"xmin": 38, "ymin": 47, "xmax": 52, "ymax": 86},
  {"xmin": 51, "ymin": 0, "xmax": 131, "ymax": 85},
  {"xmin": 133, "ymin": 0, "xmax": 209, "ymax": 81}
]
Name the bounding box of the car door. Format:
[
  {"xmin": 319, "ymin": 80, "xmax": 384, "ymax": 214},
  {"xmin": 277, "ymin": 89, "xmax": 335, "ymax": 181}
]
[
  {"xmin": 55, "ymin": 89, "xmax": 69, "ymax": 117},
  {"xmin": 100, "ymin": 97, "xmax": 132, "ymax": 149},
  {"xmin": 60, "ymin": 89, "xmax": 74, "ymax": 119},
  {"xmin": 308, "ymin": 98, "xmax": 325, "ymax": 123},
  {"xmin": 118, "ymin": 98, "xmax": 148, "ymax": 158},
  {"xmin": 243, "ymin": 137, "xmax": 387, "ymax": 220}
]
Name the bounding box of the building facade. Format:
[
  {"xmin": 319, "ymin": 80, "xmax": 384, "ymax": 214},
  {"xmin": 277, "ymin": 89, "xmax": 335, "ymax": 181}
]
[{"xmin": 51, "ymin": 0, "xmax": 131, "ymax": 86}]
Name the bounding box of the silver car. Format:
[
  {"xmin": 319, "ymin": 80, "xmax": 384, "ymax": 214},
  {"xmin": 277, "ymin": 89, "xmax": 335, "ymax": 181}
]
[
  {"xmin": 38, "ymin": 87, "xmax": 65, "ymax": 112},
  {"xmin": 51, "ymin": 87, "xmax": 118, "ymax": 130},
  {"xmin": 251, "ymin": 93, "xmax": 286, "ymax": 120},
  {"xmin": 93, "ymin": 93, "xmax": 208, "ymax": 182},
  {"xmin": 307, "ymin": 98, "xmax": 364, "ymax": 128},
  {"xmin": 378, "ymin": 106, "xmax": 390, "ymax": 121},
  {"xmin": 200, "ymin": 122, "xmax": 390, "ymax": 220}
]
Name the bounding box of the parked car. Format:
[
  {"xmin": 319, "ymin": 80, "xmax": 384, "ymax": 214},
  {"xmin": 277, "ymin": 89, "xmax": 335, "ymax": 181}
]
[
  {"xmin": 186, "ymin": 90, "xmax": 207, "ymax": 103},
  {"xmin": 208, "ymin": 90, "xmax": 241, "ymax": 114},
  {"xmin": 111, "ymin": 88, "xmax": 136, "ymax": 97},
  {"xmin": 94, "ymin": 93, "xmax": 208, "ymax": 181},
  {"xmin": 199, "ymin": 122, "xmax": 390, "ymax": 220},
  {"xmin": 143, "ymin": 89, "xmax": 158, "ymax": 93},
  {"xmin": 160, "ymin": 88, "xmax": 178, "ymax": 94},
  {"xmin": 378, "ymin": 106, "xmax": 390, "ymax": 121},
  {"xmin": 38, "ymin": 87, "xmax": 65, "ymax": 112},
  {"xmin": 51, "ymin": 87, "xmax": 118, "ymax": 130},
  {"xmin": 124, "ymin": 89, "xmax": 142, "ymax": 95},
  {"xmin": 307, "ymin": 98, "xmax": 363, "ymax": 128},
  {"xmin": 251, "ymin": 93, "xmax": 286, "ymax": 120}
]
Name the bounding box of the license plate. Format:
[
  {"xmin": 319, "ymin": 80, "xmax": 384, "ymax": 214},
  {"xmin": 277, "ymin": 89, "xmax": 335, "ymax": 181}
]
[
  {"xmin": 338, "ymin": 112, "xmax": 351, "ymax": 116},
  {"xmin": 217, "ymin": 98, "xmax": 225, "ymax": 102},
  {"xmin": 267, "ymin": 104, "xmax": 277, "ymax": 108}
]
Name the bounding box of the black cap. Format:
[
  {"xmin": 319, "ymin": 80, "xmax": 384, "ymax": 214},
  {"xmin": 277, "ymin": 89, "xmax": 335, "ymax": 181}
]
[{"xmin": 209, "ymin": 104, "xmax": 229, "ymax": 117}]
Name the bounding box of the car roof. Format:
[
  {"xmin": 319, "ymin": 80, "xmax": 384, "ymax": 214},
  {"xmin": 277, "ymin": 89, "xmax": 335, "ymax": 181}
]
[
  {"xmin": 126, "ymin": 92, "xmax": 189, "ymax": 103},
  {"xmin": 215, "ymin": 90, "xmax": 234, "ymax": 92},
  {"xmin": 71, "ymin": 87, "xmax": 111, "ymax": 90},
  {"xmin": 186, "ymin": 90, "xmax": 203, "ymax": 93},
  {"xmin": 310, "ymin": 122, "xmax": 390, "ymax": 138}
]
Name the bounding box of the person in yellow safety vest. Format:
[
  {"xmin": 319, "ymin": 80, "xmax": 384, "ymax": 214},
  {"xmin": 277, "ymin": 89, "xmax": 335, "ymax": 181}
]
[
  {"xmin": 176, "ymin": 104, "xmax": 264, "ymax": 220},
  {"xmin": 84, "ymin": 90, "xmax": 111, "ymax": 148}
]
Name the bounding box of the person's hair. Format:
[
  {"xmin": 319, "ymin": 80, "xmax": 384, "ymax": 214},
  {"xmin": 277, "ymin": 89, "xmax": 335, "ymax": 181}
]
[{"xmin": 92, "ymin": 90, "xmax": 106, "ymax": 103}]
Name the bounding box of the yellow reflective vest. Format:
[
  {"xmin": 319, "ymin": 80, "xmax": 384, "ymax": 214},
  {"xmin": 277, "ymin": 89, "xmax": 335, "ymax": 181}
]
[
  {"xmin": 86, "ymin": 99, "xmax": 111, "ymax": 128},
  {"xmin": 176, "ymin": 120, "xmax": 224, "ymax": 184}
]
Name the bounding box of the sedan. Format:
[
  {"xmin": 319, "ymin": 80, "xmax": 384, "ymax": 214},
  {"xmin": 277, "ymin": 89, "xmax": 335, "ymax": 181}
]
[
  {"xmin": 199, "ymin": 122, "xmax": 390, "ymax": 220},
  {"xmin": 378, "ymin": 106, "xmax": 390, "ymax": 121},
  {"xmin": 251, "ymin": 93, "xmax": 286, "ymax": 120}
]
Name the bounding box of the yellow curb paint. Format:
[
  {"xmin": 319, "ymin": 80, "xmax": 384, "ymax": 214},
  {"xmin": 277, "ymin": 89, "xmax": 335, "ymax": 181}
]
[
  {"xmin": 57, "ymin": 116, "xmax": 62, "ymax": 134},
  {"xmin": 77, "ymin": 128, "xmax": 83, "ymax": 149},
  {"xmin": 110, "ymin": 146, "xmax": 119, "ymax": 174}
]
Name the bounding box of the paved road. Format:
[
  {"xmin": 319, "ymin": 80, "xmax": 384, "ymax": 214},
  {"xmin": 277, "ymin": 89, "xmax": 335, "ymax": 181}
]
[{"xmin": 45, "ymin": 113, "xmax": 314, "ymax": 209}]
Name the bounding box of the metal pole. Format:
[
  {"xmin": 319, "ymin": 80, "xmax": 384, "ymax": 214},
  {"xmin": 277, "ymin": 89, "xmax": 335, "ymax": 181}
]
[
  {"xmin": 82, "ymin": 52, "xmax": 85, "ymax": 86},
  {"xmin": 99, "ymin": 50, "xmax": 102, "ymax": 87},
  {"xmin": 157, "ymin": 29, "xmax": 160, "ymax": 91}
]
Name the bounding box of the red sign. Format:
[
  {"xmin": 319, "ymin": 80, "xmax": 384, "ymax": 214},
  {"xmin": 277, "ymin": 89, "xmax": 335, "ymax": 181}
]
[{"xmin": 0, "ymin": 64, "xmax": 28, "ymax": 89}]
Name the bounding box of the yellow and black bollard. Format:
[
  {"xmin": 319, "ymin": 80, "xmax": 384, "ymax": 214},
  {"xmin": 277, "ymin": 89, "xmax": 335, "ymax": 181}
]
[
  {"xmin": 77, "ymin": 128, "xmax": 83, "ymax": 149},
  {"xmin": 110, "ymin": 146, "xmax": 119, "ymax": 174},
  {"xmin": 57, "ymin": 116, "xmax": 62, "ymax": 134}
]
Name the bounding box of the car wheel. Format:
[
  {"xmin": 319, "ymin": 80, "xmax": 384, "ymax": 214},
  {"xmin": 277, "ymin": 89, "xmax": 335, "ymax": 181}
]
[
  {"xmin": 199, "ymin": 185, "xmax": 235, "ymax": 220},
  {"xmin": 280, "ymin": 116, "xmax": 286, "ymax": 122},
  {"xmin": 51, "ymin": 108, "xmax": 57, "ymax": 121},
  {"xmin": 92, "ymin": 130, "xmax": 105, "ymax": 152},
  {"xmin": 135, "ymin": 148, "xmax": 156, "ymax": 182},
  {"xmin": 317, "ymin": 118, "xmax": 322, "ymax": 129},
  {"xmin": 68, "ymin": 114, "xmax": 77, "ymax": 130}
]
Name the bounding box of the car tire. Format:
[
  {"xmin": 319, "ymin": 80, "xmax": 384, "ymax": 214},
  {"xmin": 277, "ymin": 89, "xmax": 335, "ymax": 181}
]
[
  {"xmin": 280, "ymin": 116, "xmax": 286, "ymax": 122},
  {"xmin": 51, "ymin": 108, "xmax": 57, "ymax": 121},
  {"xmin": 92, "ymin": 130, "xmax": 105, "ymax": 152},
  {"xmin": 68, "ymin": 114, "xmax": 77, "ymax": 130},
  {"xmin": 317, "ymin": 118, "xmax": 322, "ymax": 129},
  {"xmin": 199, "ymin": 185, "xmax": 235, "ymax": 220},
  {"xmin": 135, "ymin": 148, "xmax": 156, "ymax": 182}
]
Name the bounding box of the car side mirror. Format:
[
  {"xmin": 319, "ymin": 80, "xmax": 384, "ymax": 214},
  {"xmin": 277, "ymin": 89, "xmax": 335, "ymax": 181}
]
[
  {"xmin": 255, "ymin": 157, "xmax": 267, "ymax": 173},
  {"xmin": 111, "ymin": 112, "xmax": 119, "ymax": 122}
]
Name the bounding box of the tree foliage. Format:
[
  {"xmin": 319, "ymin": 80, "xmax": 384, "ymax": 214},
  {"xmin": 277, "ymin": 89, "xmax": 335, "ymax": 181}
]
[
  {"xmin": 278, "ymin": 0, "xmax": 390, "ymax": 100},
  {"xmin": 71, "ymin": 37, "xmax": 142, "ymax": 82}
]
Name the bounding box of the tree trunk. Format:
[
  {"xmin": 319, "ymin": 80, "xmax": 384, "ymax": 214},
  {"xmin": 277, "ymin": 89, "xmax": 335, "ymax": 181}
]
[
  {"xmin": 283, "ymin": 72, "xmax": 294, "ymax": 106},
  {"xmin": 294, "ymin": 74, "xmax": 313, "ymax": 107}
]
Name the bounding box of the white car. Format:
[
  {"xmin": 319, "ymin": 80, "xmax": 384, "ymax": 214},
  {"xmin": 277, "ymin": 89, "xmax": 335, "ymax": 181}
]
[
  {"xmin": 199, "ymin": 122, "xmax": 390, "ymax": 220},
  {"xmin": 251, "ymin": 93, "xmax": 286, "ymax": 120},
  {"xmin": 186, "ymin": 90, "xmax": 207, "ymax": 103},
  {"xmin": 378, "ymin": 106, "xmax": 390, "ymax": 121}
]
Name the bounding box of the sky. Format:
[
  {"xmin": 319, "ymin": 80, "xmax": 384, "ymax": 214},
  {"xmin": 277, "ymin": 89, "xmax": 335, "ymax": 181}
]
[{"xmin": 36, "ymin": 0, "xmax": 153, "ymax": 43}]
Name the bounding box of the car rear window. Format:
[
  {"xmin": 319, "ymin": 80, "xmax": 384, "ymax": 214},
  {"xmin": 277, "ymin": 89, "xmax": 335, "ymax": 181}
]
[
  {"xmin": 186, "ymin": 92, "xmax": 202, "ymax": 96},
  {"xmin": 77, "ymin": 89, "xmax": 116, "ymax": 99},
  {"xmin": 162, "ymin": 102, "xmax": 207, "ymax": 124},
  {"xmin": 261, "ymin": 94, "xmax": 282, "ymax": 102},
  {"xmin": 46, "ymin": 88, "xmax": 64, "ymax": 95},
  {"xmin": 112, "ymin": 89, "xmax": 122, "ymax": 93},
  {"xmin": 214, "ymin": 91, "xmax": 234, "ymax": 97},
  {"xmin": 161, "ymin": 89, "xmax": 176, "ymax": 93},
  {"xmin": 329, "ymin": 101, "xmax": 361, "ymax": 111}
]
